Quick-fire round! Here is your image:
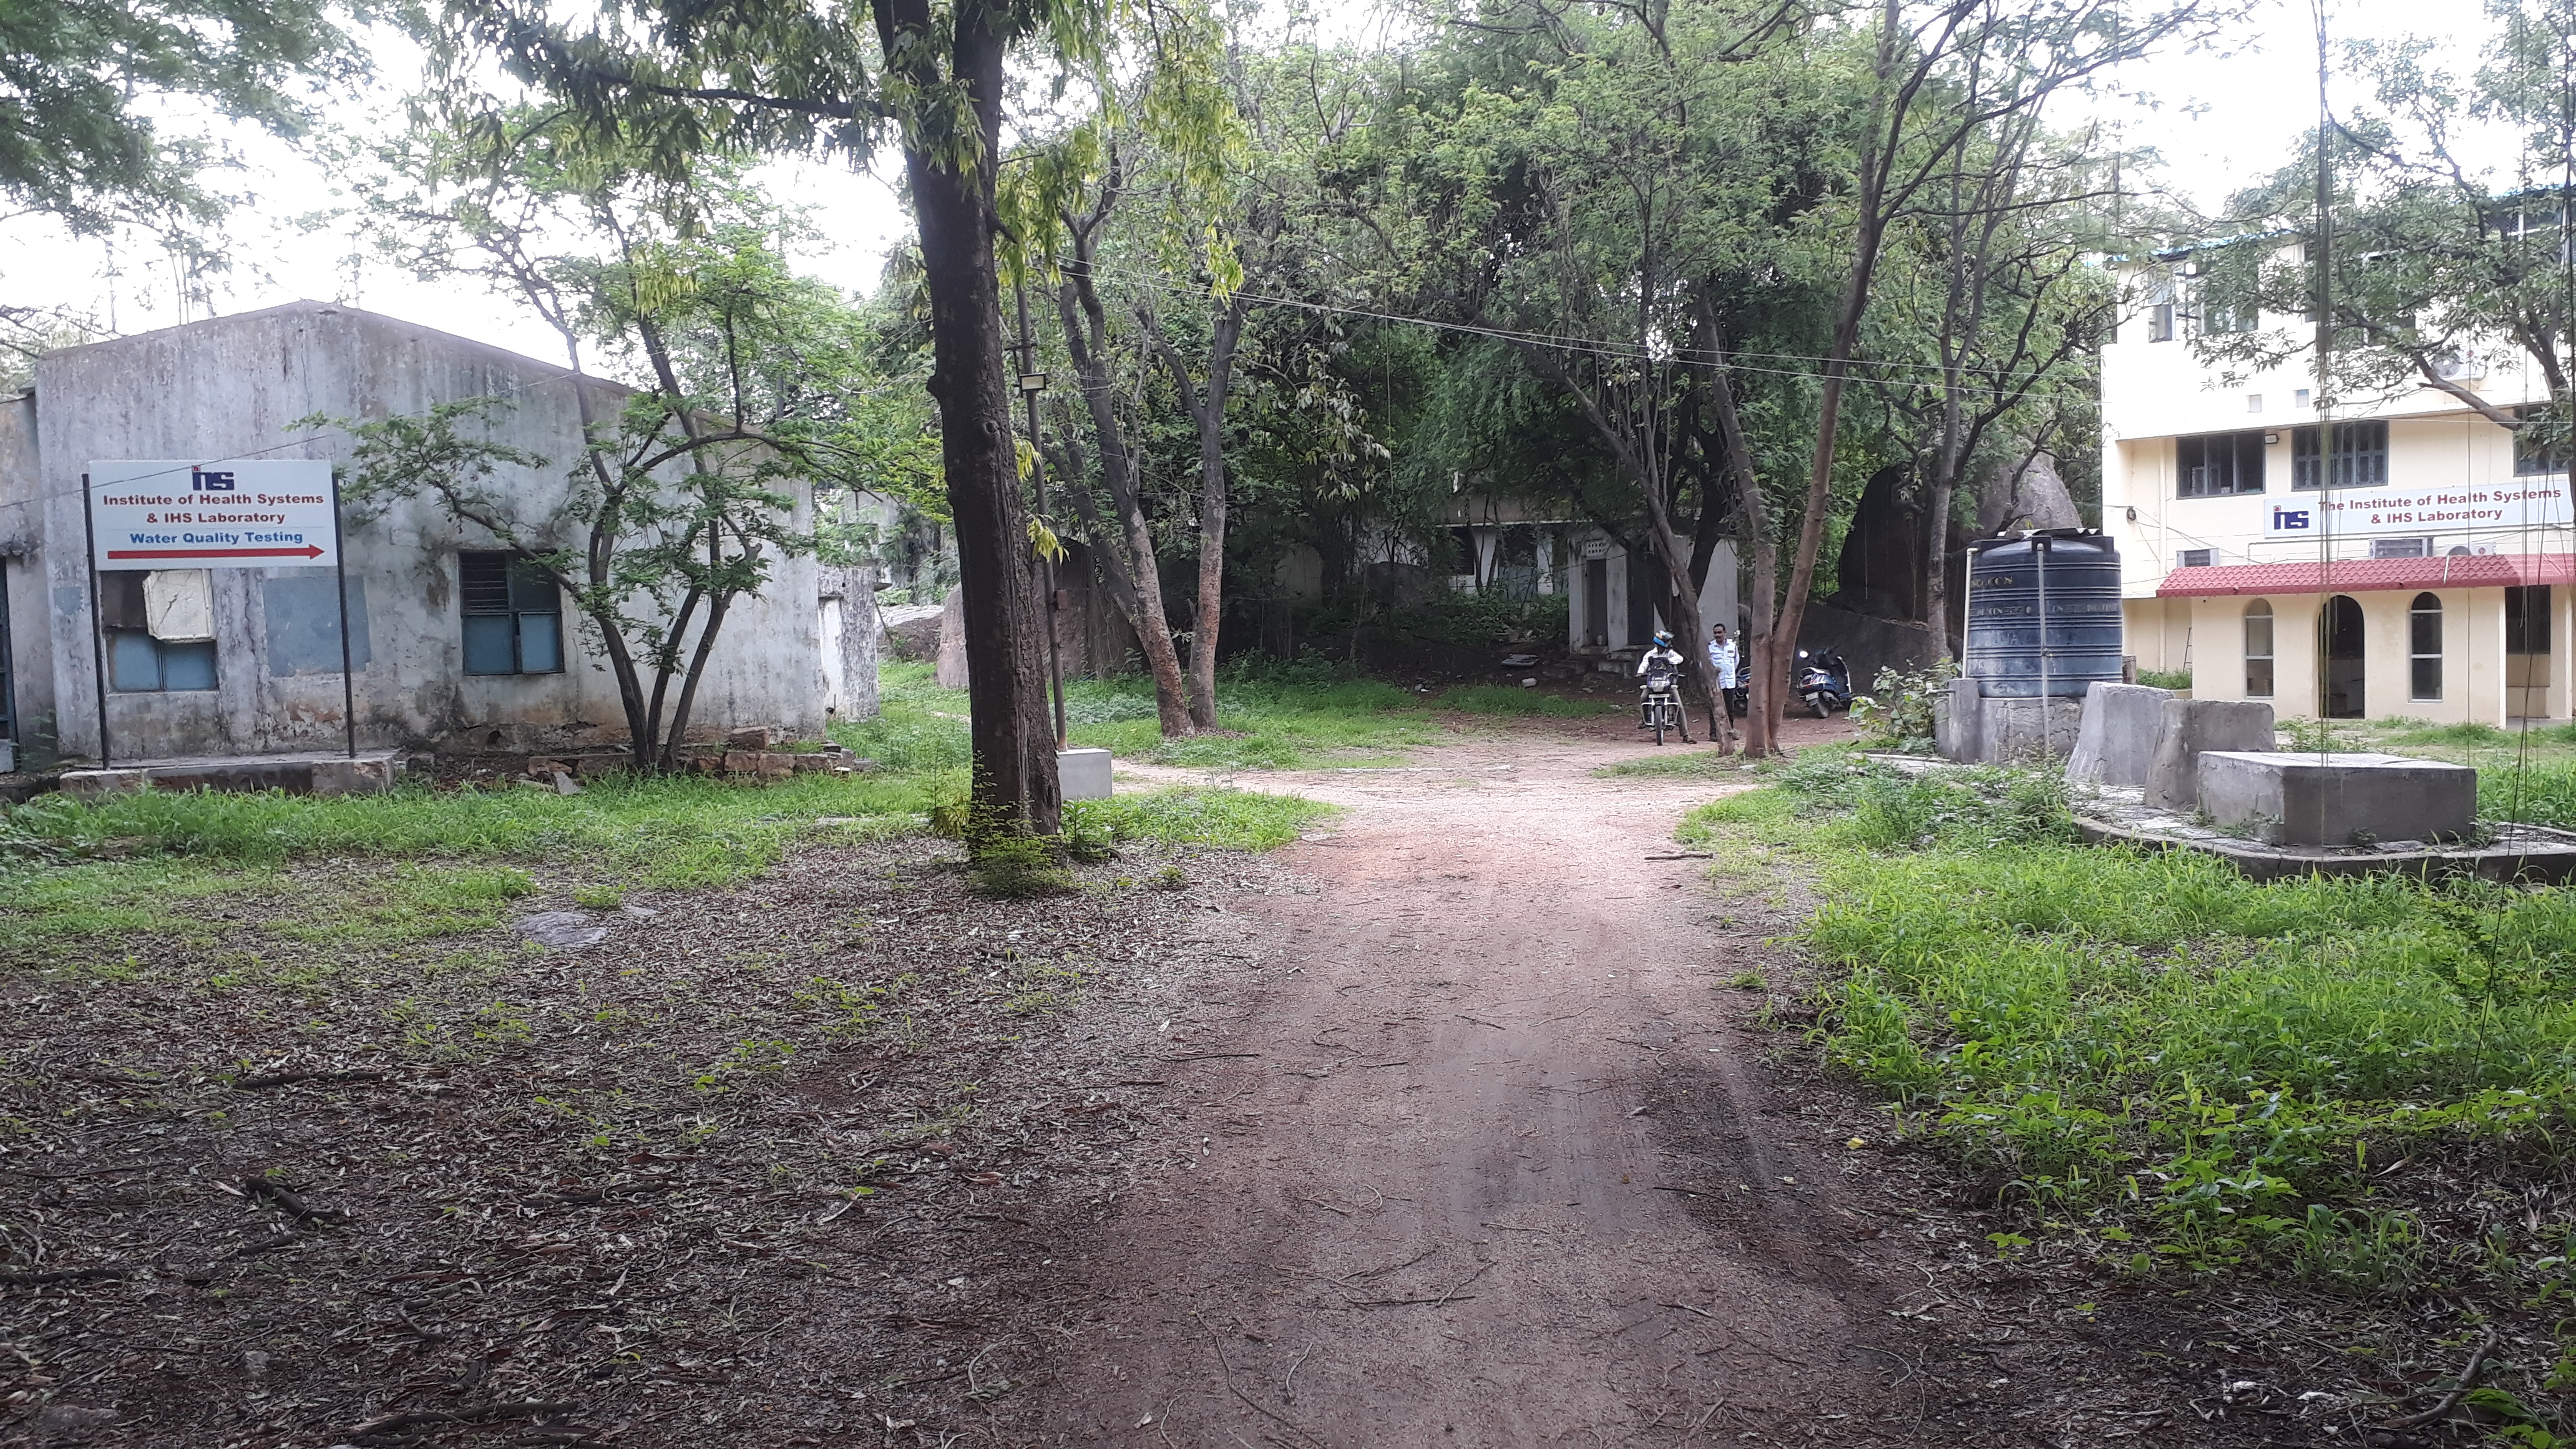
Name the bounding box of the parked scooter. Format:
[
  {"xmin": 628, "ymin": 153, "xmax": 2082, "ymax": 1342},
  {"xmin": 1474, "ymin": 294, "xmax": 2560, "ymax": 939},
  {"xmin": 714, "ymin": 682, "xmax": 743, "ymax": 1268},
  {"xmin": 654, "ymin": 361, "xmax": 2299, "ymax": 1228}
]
[{"xmin": 1793, "ymin": 648, "xmax": 1853, "ymax": 718}]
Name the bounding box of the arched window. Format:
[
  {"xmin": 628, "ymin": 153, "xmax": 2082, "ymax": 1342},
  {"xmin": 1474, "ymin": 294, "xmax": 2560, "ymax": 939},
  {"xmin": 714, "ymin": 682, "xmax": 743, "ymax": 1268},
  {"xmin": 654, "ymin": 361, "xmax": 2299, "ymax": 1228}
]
[
  {"xmin": 2411, "ymin": 592, "xmax": 2444, "ymax": 700},
  {"xmin": 2243, "ymin": 600, "xmax": 2275, "ymax": 698}
]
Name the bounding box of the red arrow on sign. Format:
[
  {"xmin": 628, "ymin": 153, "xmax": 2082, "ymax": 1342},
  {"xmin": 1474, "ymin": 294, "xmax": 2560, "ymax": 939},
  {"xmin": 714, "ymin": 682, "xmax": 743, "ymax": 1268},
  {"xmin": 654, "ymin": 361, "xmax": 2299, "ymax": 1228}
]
[{"xmin": 105, "ymin": 545, "xmax": 326, "ymax": 560}]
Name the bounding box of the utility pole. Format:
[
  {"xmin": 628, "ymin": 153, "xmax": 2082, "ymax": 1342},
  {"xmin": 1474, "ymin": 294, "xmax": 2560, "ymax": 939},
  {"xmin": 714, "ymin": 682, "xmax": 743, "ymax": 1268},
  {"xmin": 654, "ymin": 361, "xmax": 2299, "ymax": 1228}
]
[{"xmin": 1012, "ymin": 275, "xmax": 1070, "ymax": 749}]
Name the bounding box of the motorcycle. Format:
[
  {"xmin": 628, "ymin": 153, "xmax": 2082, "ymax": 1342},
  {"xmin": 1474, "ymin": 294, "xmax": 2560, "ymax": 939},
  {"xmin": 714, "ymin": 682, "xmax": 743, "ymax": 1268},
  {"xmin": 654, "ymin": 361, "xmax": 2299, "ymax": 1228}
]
[
  {"xmin": 1637, "ymin": 657, "xmax": 1694, "ymax": 745},
  {"xmin": 1794, "ymin": 648, "xmax": 1852, "ymax": 718}
]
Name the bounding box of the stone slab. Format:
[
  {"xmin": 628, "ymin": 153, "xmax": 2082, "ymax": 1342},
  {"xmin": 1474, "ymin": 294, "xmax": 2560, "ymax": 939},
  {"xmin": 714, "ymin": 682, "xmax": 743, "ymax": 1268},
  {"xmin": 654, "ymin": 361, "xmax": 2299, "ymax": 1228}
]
[
  {"xmin": 2075, "ymin": 816, "xmax": 2576, "ymax": 884},
  {"xmin": 2143, "ymin": 698, "xmax": 2276, "ymax": 810},
  {"xmin": 2197, "ymin": 751, "xmax": 2477, "ymax": 847},
  {"xmin": 311, "ymin": 757, "xmax": 396, "ymax": 797},
  {"xmin": 58, "ymin": 769, "xmax": 154, "ymax": 800},
  {"xmin": 1933, "ymin": 678, "xmax": 1981, "ymax": 763},
  {"xmin": 1060, "ymin": 746, "xmax": 1113, "ymax": 802},
  {"xmin": 2064, "ymin": 682, "xmax": 2174, "ymax": 788}
]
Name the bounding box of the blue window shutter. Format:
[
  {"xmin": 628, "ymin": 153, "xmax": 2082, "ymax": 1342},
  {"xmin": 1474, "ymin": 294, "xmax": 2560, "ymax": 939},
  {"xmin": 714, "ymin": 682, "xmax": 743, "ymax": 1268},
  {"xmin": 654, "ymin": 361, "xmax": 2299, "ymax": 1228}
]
[
  {"xmin": 516, "ymin": 613, "xmax": 564, "ymax": 673},
  {"xmin": 463, "ymin": 615, "xmax": 517, "ymax": 675}
]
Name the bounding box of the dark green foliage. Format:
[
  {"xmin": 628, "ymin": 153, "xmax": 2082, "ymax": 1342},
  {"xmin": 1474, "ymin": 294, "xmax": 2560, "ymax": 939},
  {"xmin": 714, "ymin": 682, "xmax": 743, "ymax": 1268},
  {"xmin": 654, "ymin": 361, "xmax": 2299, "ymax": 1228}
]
[{"xmin": 0, "ymin": 0, "xmax": 348, "ymax": 232}]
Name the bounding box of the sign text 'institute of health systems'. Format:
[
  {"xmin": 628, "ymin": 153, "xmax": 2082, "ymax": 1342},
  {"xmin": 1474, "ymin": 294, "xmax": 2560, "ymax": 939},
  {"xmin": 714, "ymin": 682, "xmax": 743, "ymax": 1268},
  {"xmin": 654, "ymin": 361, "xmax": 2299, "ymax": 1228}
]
[{"xmin": 87, "ymin": 459, "xmax": 338, "ymax": 570}]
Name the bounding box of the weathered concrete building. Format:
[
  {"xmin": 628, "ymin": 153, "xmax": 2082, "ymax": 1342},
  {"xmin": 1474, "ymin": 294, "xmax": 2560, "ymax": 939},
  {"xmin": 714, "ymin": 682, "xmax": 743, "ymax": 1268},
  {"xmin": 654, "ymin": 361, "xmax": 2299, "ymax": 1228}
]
[{"xmin": 0, "ymin": 300, "xmax": 867, "ymax": 773}]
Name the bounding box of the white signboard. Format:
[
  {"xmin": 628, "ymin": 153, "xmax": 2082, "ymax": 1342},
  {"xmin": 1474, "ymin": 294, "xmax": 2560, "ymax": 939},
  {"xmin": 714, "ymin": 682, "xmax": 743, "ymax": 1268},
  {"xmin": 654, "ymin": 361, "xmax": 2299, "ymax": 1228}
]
[
  {"xmin": 88, "ymin": 459, "xmax": 339, "ymax": 570},
  {"xmin": 2262, "ymin": 479, "xmax": 2576, "ymax": 540}
]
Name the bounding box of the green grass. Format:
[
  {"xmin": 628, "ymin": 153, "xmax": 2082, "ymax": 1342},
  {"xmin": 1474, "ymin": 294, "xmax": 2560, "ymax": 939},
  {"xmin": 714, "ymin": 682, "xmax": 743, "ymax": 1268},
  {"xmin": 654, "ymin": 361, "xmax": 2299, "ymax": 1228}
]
[
  {"xmin": 0, "ymin": 658, "xmax": 1373, "ymax": 972},
  {"xmin": 2, "ymin": 770, "xmax": 939, "ymax": 890},
  {"xmin": 1061, "ymin": 671, "xmax": 1440, "ymax": 769},
  {"xmin": 1437, "ymin": 685, "xmax": 1623, "ymax": 717},
  {"xmin": 1594, "ymin": 749, "xmax": 1753, "ymax": 779},
  {"xmin": 1688, "ymin": 753, "xmax": 2576, "ymax": 1281},
  {"xmin": 1069, "ymin": 787, "xmax": 1339, "ymax": 851}
]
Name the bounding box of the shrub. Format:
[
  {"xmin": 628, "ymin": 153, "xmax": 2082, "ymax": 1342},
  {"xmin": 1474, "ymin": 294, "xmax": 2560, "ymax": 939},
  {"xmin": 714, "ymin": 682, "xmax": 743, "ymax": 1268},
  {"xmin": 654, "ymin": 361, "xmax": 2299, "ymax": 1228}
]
[{"xmin": 1850, "ymin": 658, "xmax": 1958, "ymax": 753}]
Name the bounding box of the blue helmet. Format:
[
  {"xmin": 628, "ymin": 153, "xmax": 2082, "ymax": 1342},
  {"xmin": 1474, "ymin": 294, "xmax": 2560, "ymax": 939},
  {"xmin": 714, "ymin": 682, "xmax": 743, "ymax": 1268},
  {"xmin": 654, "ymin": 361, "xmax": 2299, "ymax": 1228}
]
[{"xmin": 1652, "ymin": 629, "xmax": 1674, "ymax": 648}]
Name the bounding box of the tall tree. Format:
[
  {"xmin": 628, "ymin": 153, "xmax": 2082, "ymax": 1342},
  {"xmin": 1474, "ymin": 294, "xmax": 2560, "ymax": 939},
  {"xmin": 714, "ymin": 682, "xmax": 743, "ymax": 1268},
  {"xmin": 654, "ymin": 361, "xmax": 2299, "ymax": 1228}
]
[
  {"xmin": 2192, "ymin": 0, "xmax": 2576, "ymax": 466},
  {"xmin": 1, "ymin": 0, "xmax": 351, "ymax": 234},
  {"xmin": 1862, "ymin": 115, "xmax": 2117, "ymax": 650},
  {"xmin": 1769, "ymin": 0, "xmax": 2222, "ymax": 740},
  {"xmin": 438, "ymin": 0, "xmax": 1120, "ymax": 837},
  {"xmin": 332, "ymin": 122, "xmax": 899, "ymax": 769}
]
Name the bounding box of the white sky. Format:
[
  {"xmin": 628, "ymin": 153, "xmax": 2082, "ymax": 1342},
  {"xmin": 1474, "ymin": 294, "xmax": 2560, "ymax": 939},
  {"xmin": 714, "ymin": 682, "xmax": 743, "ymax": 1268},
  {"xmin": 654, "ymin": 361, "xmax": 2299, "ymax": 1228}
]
[{"xmin": 0, "ymin": 0, "xmax": 2515, "ymax": 368}]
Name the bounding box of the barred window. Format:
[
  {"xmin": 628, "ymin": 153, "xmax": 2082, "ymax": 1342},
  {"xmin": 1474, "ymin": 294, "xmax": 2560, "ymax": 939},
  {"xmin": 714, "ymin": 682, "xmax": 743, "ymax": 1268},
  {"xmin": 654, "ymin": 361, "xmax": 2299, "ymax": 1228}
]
[{"xmin": 460, "ymin": 553, "xmax": 564, "ymax": 676}]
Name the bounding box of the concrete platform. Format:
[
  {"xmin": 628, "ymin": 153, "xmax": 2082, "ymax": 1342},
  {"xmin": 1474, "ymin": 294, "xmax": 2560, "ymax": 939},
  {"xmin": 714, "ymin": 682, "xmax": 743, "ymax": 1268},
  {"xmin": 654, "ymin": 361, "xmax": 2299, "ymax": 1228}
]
[
  {"xmin": 58, "ymin": 751, "xmax": 402, "ymax": 800},
  {"xmin": 2197, "ymin": 751, "xmax": 2476, "ymax": 847},
  {"xmin": 2073, "ymin": 812, "xmax": 2576, "ymax": 884}
]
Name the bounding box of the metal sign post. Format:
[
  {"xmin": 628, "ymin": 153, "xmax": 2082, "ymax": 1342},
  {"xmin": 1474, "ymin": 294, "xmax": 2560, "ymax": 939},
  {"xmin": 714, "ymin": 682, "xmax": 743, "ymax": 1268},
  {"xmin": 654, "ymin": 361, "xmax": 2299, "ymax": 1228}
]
[
  {"xmin": 330, "ymin": 474, "xmax": 357, "ymax": 759},
  {"xmin": 80, "ymin": 474, "xmax": 110, "ymax": 769}
]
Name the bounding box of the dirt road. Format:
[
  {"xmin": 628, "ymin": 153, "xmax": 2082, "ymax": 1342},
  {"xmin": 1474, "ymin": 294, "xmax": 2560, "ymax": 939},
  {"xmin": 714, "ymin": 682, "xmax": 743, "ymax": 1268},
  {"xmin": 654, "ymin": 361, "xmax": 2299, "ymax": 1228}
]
[{"xmin": 1030, "ymin": 719, "xmax": 1926, "ymax": 1446}]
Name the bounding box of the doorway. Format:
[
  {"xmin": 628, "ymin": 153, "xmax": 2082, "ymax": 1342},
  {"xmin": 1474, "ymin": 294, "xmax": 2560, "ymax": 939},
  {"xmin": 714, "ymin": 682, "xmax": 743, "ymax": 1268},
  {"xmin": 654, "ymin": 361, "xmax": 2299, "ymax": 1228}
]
[
  {"xmin": 1583, "ymin": 559, "xmax": 1608, "ymax": 647},
  {"xmin": 2321, "ymin": 593, "xmax": 2365, "ymax": 718},
  {"xmin": 2508, "ymin": 585, "xmax": 2552, "ymax": 718},
  {"xmin": 0, "ymin": 558, "xmax": 15, "ymax": 770}
]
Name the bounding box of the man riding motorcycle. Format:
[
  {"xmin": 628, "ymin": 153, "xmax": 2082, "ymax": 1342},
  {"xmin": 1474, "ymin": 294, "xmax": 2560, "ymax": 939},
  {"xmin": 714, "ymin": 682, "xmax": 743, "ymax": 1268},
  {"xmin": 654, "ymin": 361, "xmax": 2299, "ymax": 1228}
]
[{"xmin": 1634, "ymin": 630, "xmax": 1694, "ymax": 743}]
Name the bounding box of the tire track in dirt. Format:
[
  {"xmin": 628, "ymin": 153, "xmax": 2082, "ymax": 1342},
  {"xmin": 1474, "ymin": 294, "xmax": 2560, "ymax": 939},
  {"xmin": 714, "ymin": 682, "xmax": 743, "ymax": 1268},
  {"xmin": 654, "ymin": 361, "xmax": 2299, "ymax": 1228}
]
[{"xmin": 1030, "ymin": 721, "xmax": 1920, "ymax": 1446}]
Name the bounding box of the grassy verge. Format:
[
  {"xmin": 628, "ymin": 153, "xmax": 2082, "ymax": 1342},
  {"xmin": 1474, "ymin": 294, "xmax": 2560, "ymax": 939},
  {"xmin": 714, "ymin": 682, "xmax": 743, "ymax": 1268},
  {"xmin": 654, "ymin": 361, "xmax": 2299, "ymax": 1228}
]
[
  {"xmin": 1692, "ymin": 752, "xmax": 2576, "ymax": 1300},
  {"xmin": 1069, "ymin": 786, "xmax": 1338, "ymax": 852},
  {"xmin": 1, "ymin": 659, "xmax": 1358, "ymax": 965},
  {"xmin": 1061, "ymin": 671, "xmax": 1439, "ymax": 768}
]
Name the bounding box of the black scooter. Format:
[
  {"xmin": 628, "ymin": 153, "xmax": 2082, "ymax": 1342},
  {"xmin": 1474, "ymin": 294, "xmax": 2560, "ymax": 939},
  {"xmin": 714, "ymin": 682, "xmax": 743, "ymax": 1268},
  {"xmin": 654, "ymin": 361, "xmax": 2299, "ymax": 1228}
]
[{"xmin": 1794, "ymin": 648, "xmax": 1853, "ymax": 718}]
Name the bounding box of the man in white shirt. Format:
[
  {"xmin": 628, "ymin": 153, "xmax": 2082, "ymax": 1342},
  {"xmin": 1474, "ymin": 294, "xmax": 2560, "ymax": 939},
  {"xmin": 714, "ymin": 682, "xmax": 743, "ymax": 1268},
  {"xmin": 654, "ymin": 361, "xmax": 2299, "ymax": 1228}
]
[{"xmin": 1700, "ymin": 618, "xmax": 1741, "ymax": 737}]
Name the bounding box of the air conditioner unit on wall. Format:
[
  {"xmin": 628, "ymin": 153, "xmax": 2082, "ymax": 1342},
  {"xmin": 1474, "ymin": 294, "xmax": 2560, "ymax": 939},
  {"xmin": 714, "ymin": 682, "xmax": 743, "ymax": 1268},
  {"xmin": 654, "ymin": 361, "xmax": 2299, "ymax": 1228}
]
[{"xmin": 2434, "ymin": 349, "xmax": 2485, "ymax": 383}]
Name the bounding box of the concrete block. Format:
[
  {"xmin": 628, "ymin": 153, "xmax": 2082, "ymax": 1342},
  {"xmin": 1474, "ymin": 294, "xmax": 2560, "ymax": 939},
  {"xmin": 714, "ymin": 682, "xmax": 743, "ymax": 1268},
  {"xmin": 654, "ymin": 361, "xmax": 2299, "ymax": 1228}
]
[
  {"xmin": 2197, "ymin": 751, "xmax": 2476, "ymax": 846},
  {"xmin": 1980, "ymin": 696, "xmax": 2084, "ymax": 764},
  {"xmin": 791, "ymin": 753, "xmax": 833, "ymax": 773},
  {"xmin": 721, "ymin": 750, "xmax": 759, "ymax": 774},
  {"xmin": 724, "ymin": 726, "xmax": 773, "ymax": 749},
  {"xmin": 2144, "ymin": 699, "xmax": 2276, "ymax": 811},
  {"xmin": 1059, "ymin": 746, "xmax": 1113, "ymax": 802},
  {"xmin": 311, "ymin": 758, "xmax": 395, "ymax": 797},
  {"xmin": 1933, "ymin": 678, "xmax": 1983, "ymax": 763},
  {"xmin": 2064, "ymin": 682, "xmax": 2174, "ymax": 788},
  {"xmin": 58, "ymin": 769, "xmax": 152, "ymax": 801}
]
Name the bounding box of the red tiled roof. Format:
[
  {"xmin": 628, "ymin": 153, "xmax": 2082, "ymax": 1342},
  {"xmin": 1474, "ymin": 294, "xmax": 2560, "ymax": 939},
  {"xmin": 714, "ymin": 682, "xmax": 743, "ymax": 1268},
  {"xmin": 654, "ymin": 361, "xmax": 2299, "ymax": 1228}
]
[{"xmin": 2156, "ymin": 554, "xmax": 2576, "ymax": 597}]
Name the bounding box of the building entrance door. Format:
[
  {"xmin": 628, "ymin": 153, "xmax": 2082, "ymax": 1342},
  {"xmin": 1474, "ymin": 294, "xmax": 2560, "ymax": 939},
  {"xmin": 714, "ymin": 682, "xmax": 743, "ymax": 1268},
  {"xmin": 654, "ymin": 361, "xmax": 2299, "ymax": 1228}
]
[
  {"xmin": 2321, "ymin": 593, "xmax": 2365, "ymax": 718},
  {"xmin": 2509, "ymin": 585, "xmax": 2552, "ymax": 718},
  {"xmin": 0, "ymin": 557, "xmax": 15, "ymax": 771},
  {"xmin": 1583, "ymin": 559, "xmax": 1608, "ymax": 646}
]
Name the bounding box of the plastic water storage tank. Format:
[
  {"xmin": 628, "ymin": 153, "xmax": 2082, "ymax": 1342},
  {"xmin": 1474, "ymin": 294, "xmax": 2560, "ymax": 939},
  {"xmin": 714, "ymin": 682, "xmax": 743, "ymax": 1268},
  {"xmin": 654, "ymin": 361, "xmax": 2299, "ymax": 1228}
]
[{"xmin": 1963, "ymin": 530, "xmax": 2124, "ymax": 698}]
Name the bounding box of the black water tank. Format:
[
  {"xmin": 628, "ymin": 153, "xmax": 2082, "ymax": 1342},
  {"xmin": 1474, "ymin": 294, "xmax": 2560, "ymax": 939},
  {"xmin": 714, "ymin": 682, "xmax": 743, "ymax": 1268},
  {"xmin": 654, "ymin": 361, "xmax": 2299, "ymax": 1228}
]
[{"xmin": 1964, "ymin": 530, "xmax": 2124, "ymax": 698}]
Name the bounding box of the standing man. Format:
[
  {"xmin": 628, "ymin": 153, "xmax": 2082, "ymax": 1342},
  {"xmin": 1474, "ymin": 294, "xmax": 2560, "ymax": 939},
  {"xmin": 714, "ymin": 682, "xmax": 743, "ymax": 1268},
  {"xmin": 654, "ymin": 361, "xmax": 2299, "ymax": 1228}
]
[{"xmin": 1707, "ymin": 623, "xmax": 1742, "ymax": 745}]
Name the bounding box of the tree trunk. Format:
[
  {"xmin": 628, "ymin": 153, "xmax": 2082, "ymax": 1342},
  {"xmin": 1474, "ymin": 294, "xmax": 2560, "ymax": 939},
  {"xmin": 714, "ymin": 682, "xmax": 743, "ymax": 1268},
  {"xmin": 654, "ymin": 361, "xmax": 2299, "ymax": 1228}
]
[
  {"xmin": 1055, "ymin": 261, "xmax": 1196, "ymax": 736},
  {"xmin": 1148, "ymin": 302, "xmax": 1244, "ymax": 731},
  {"xmin": 1693, "ymin": 303, "xmax": 1776, "ymax": 757},
  {"xmin": 1769, "ymin": 0, "xmax": 1905, "ymax": 744},
  {"xmin": 876, "ymin": 0, "xmax": 1060, "ymax": 836}
]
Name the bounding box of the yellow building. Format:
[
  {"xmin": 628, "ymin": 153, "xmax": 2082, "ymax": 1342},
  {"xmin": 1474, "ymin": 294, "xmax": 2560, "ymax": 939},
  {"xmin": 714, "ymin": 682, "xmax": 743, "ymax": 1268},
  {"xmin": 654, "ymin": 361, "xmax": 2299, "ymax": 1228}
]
[{"xmin": 2107, "ymin": 251, "xmax": 2570, "ymax": 722}]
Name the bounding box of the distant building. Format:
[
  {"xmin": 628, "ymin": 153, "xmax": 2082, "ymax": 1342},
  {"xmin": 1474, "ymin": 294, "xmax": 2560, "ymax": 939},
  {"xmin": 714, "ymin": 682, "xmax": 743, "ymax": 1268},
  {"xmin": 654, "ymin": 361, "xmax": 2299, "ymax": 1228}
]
[
  {"xmin": 2107, "ymin": 245, "xmax": 2567, "ymax": 722},
  {"xmin": 0, "ymin": 300, "xmax": 874, "ymax": 773}
]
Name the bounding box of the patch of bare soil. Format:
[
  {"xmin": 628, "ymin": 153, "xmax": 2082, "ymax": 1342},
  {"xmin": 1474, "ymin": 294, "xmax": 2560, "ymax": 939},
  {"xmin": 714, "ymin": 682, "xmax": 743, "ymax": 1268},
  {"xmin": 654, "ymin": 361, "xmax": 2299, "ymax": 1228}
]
[
  {"xmin": 0, "ymin": 838, "xmax": 1294, "ymax": 1448},
  {"xmin": 978, "ymin": 719, "xmax": 2394, "ymax": 1448}
]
